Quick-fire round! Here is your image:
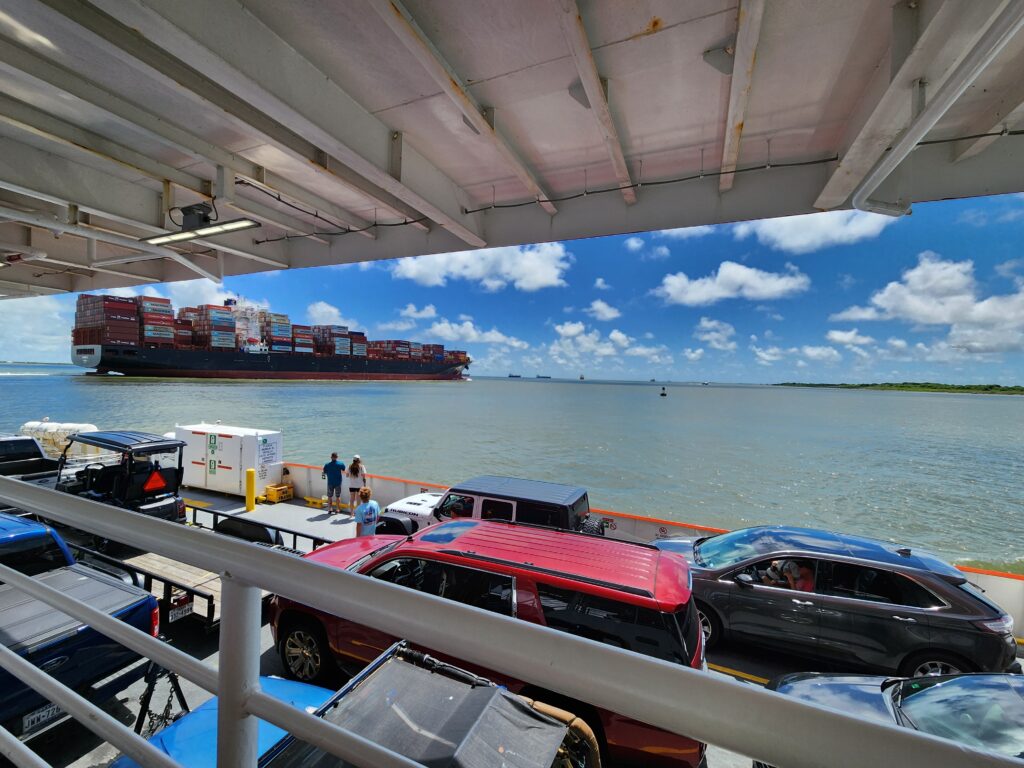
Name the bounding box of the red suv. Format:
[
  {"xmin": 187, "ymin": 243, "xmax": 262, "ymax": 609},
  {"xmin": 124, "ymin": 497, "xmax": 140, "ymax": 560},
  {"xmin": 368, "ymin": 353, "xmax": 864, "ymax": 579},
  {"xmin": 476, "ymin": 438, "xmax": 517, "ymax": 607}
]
[{"xmin": 270, "ymin": 519, "xmax": 706, "ymax": 767}]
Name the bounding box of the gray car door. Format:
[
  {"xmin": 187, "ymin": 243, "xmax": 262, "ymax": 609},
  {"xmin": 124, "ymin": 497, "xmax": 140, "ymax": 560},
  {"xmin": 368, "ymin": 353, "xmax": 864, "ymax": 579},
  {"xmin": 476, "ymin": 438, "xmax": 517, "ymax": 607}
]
[
  {"xmin": 815, "ymin": 561, "xmax": 937, "ymax": 672},
  {"xmin": 722, "ymin": 557, "xmax": 823, "ymax": 655}
]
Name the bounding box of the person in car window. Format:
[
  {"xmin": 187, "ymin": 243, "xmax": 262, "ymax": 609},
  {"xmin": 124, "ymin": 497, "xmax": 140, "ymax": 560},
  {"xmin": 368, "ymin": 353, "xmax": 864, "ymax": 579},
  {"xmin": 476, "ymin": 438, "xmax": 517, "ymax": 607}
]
[
  {"xmin": 576, "ymin": 509, "xmax": 605, "ymax": 536},
  {"xmin": 764, "ymin": 560, "xmax": 814, "ymax": 591}
]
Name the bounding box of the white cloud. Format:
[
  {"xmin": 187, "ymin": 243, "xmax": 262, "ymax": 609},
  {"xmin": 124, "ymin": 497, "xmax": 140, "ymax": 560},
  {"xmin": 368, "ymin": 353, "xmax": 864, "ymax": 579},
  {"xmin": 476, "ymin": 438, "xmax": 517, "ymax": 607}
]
[
  {"xmin": 694, "ymin": 317, "xmax": 737, "ymax": 351},
  {"xmin": 458, "ymin": 314, "xmax": 473, "ymax": 322},
  {"xmin": 643, "ymin": 332, "xmax": 655, "ymax": 340},
  {"xmin": 399, "ymin": 303, "xmax": 437, "ymax": 319},
  {"xmin": 624, "ymin": 237, "xmax": 644, "ymax": 252},
  {"xmin": 306, "ymin": 300, "xmax": 358, "ymax": 328},
  {"xmin": 584, "ymin": 299, "xmax": 621, "ymax": 321},
  {"xmin": 594, "ymin": 277, "xmax": 611, "ymax": 290},
  {"xmin": 887, "ymin": 337, "xmax": 908, "ymax": 350},
  {"xmin": 802, "ymin": 345, "xmax": 842, "ymax": 362},
  {"xmin": 426, "ymin": 319, "xmax": 528, "ymax": 349},
  {"xmin": 682, "ymin": 347, "xmax": 704, "ymax": 361},
  {"xmin": 646, "ymin": 245, "xmax": 671, "ymax": 261},
  {"xmin": 0, "ymin": 295, "xmax": 73, "ymax": 362},
  {"xmin": 653, "ymin": 262, "xmax": 809, "ymax": 306},
  {"xmin": 830, "ymin": 252, "xmax": 1024, "ymax": 353},
  {"xmin": 826, "ymin": 328, "xmax": 874, "ymax": 346},
  {"xmin": 392, "ymin": 242, "xmax": 572, "ymax": 292},
  {"xmin": 624, "ymin": 344, "xmax": 672, "ymax": 364},
  {"xmin": 164, "ymin": 279, "xmax": 266, "ymax": 310},
  {"xmin": 796, "ymin": 359, "xmax": 808, "ymax": 368},
  {"xmin": 554, "ymin": 321, "xmax": 586, "ymax": 338},
  {"xmin": 609, "ymin": 329, "xmax": 632, "ymax": 348},
  {"xmin": 829, "ymin": 305, "xmax": 881, "ymax": 321},
  {"xmin": 751, "ymin": 345, "xmax": 788, "ymax": 365},
  {"xmin": 733, "ymin": 210, "xmax": 896, "ymax": 254},
  {"xmin": 847, "ymin": 345, "xmax": 871, "ymax": 359},
  {"xmin": 654, "ymin": 225, "xmax": 715, "ymax": 240},
  {"xmin": 377, "ymin": 318, "xmax": 416, "ymax": 332},
  {"xmin": 106, "ymin": 285, "xmax": 165, "ymax": 299}
]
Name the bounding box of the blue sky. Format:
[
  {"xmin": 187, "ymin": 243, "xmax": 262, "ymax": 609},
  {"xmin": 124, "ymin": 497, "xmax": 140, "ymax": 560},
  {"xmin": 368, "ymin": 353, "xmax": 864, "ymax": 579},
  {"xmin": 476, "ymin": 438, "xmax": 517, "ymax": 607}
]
[{"xmin": 4, "ymin": 192, "xmax": 1024, "ymax": 383}]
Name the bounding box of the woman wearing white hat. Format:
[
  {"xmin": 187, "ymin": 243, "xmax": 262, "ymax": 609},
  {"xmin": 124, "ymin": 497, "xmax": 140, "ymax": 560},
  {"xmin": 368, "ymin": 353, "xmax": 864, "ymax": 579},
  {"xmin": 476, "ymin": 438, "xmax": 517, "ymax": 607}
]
[{"xmin": 347, "ymin": 454, "xmax": 367, "ymax": 514}]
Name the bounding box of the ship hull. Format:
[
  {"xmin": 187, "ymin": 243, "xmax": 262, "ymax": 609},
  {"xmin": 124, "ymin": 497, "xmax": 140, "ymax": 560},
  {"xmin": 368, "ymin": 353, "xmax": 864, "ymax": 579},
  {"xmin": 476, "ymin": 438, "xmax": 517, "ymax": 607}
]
[{"xmin": 72, "ymin": 345, "xmax": 466, "ymax": 381}]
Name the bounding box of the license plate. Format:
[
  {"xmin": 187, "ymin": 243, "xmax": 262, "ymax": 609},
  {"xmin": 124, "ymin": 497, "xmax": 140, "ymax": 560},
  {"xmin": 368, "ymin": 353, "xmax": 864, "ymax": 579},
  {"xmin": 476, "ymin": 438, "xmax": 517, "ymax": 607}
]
[
  {"xmin": 168, "ymin": 600, "xmax": 194, "ymax": 623},
  {"xmin": 23, "ymin": 702, "xmax": 63, "ymax": 733}
]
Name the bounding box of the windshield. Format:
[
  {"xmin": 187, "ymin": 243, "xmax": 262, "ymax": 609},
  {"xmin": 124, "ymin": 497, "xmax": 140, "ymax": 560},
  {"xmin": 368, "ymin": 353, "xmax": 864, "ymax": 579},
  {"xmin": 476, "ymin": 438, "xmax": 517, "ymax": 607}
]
[
  {"xmin": 693, "ymin": 528, "xmax": 780, "ymax": 569},
  {"xmin": 896, "ymin": 676, "xmax": 1024, "ymax": 758}
]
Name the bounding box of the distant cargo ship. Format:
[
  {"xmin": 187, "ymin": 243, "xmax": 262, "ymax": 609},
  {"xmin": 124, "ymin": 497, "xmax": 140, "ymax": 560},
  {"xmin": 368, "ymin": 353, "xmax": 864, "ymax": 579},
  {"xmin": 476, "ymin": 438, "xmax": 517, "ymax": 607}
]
[{"xmin": 70, "ymin": 294, "xmax": 469, "ymax": 381}]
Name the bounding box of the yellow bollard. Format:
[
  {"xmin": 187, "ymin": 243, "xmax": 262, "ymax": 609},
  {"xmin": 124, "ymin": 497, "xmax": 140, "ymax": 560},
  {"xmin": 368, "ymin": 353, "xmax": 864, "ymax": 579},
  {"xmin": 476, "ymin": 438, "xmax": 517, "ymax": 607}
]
[{"xmin": 245, "ymin": 468, "xmax": 256, "ymax": 512}]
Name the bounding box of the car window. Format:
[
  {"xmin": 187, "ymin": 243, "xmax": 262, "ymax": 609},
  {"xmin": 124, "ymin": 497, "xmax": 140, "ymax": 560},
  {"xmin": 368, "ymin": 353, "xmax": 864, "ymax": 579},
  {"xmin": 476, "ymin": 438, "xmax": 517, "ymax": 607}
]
[
  {"xmin": 436, "ymin": 493, "xmax": 474, "ymax": 520},
  {"xmin": 516, "ymin": 502, "xmax": 564, "ymax": 527},
  {"xmin": 369, "ymin": 558, "xmax": 514, "ymax": 615},
  {"xmin": 535, "ymin": 584, "xmax": 690, "ymax": 664},
  {"xmin": 827, "ymin": 563, "xmax": 944, "ymax": 608},
  {"xmin": 480, "ymin": 498, "xmax": 513, "ymax": 521},
  {"xmin": 0, "ymin": 535, "xmax": 68, "ymax": 578},
  {"xmin": 693, "ymin": 529, "xmax": 782, "ymax": 568},
  {"xmin": 744, "ymin": 558, "xmax": 819, "ymax": 592},
  {"xmin": 0, "ymin": 439, "xmax": 41, "ymax": 461}
]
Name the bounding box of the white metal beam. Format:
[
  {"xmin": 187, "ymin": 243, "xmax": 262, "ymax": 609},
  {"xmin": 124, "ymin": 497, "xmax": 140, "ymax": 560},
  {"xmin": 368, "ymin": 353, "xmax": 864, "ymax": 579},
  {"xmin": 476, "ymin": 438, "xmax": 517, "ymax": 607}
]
[
  {"xmin": 369, "ymin": 0, "xmax": 557, "ymax": 215},
  {"xmin": 0, "ymin": 37, "xmax": 376, "ymax": 240},
  {"xmin": 815, "ymin": 0, "xmax": 1001, "ymax": 210},
  {"xmin": 65, "ymin": 0, "xmax": 486, "ymax": 246},
  {"xmin": 953, "ymin": 78, "xmax": 1024, "ymax": 161},
  {"xmin": 0, "ymin": 277, "xmax": 68, "ymax": 297},
  {"xmin": 718, "ymin": 0, "xmax": 766, "ymax": 193},
  {"xmin": 553, "ymin": 0, "xmax": 635, "ymax": 205},
  {"xmin": 0, "ymin": 94, "xmax": 328, "ymax": 242}
]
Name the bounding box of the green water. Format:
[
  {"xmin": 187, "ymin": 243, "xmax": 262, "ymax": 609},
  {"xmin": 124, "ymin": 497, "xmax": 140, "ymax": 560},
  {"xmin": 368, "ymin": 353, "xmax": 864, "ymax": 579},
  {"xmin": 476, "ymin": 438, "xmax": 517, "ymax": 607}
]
[{"xmin": 1, "ymin": 363, "xmax": 1021, "ymax": 571}]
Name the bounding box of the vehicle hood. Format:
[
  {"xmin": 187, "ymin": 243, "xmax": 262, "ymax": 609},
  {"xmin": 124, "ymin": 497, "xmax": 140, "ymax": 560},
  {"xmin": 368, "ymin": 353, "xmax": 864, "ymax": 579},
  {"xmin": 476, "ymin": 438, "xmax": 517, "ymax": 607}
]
[
  {"xmin": 385, "ymin": 492, "xmax": 443, "ymax": 518},
  {"xmin": 109, "ymin": 677, "xmax": 333, "ymax": 768},
  {"xmin": 771, "ymin": 673, "xmax": 893, "ymax": 724}
]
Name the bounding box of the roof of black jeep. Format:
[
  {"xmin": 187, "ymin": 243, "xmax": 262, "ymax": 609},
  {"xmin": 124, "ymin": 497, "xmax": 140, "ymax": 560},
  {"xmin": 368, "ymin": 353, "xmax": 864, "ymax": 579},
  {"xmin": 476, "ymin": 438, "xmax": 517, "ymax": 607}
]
[
  {"xmin": 448, "ymin": 475, "xmax": 586, "ymax": 506},
  {"xmin": 70, "ymin": 430, "xmax": 186, "ymax": 454}
]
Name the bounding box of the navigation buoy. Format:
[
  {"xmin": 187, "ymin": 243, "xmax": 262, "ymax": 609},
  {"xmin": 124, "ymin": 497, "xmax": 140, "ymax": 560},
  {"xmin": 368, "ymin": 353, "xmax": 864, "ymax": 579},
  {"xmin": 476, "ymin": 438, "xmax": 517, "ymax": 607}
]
[{"xmin": 660, "ymin": 387, "xmax": 667, "ymax": 397}]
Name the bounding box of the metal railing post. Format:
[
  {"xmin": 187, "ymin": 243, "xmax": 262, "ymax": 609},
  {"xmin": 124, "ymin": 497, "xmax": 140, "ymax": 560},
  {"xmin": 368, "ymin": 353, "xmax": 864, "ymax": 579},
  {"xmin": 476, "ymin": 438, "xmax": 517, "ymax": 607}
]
[{"xmin": 217, "ymin": 575, "xmax": 262, "ymax": 768}]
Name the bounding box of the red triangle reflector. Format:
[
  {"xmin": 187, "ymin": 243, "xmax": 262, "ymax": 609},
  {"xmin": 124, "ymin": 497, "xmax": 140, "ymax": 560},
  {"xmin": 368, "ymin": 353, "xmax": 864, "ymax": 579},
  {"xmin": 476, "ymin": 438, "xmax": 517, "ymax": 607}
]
[{"xmin": 142, "ymin": 469, "xmax": 167, "ymax": 493}]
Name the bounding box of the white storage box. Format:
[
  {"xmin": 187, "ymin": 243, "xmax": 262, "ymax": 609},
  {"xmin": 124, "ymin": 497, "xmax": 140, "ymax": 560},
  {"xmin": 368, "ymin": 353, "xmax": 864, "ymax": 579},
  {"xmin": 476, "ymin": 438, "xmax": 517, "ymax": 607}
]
[{"xmin": 175, "ymin": 423, "xmax": 283, "ymax": 496}]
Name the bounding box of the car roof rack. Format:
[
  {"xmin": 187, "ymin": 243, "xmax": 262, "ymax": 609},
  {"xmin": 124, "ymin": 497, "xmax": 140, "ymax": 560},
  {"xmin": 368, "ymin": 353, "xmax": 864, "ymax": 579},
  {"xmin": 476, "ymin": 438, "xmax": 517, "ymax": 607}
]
[{"xmin": 478, "ymin": 518, "xmax": 661, "ymax": 550}]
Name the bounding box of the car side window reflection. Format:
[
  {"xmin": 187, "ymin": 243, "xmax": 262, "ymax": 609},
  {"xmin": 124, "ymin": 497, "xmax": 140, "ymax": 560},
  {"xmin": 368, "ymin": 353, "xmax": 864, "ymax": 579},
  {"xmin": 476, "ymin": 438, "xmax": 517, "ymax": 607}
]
[
  {"xmin": 369, "ymin": 558, "xmax": 514, "ymax": 615},
  {"xmin": 826, "ymin": 562, "xmax": 943, "ymax": 608}
]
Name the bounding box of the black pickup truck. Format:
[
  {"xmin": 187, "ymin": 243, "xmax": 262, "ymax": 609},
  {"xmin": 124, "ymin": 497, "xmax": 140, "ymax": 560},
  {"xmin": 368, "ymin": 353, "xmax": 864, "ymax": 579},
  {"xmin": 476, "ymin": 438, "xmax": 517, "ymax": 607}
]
[
  {"xmin": 1, "ymin": 431, "xmax": 187, "ymax": 525},
  {"xmin": 0, "ymin": 512, "xmax": 160, "ymax": 738}
]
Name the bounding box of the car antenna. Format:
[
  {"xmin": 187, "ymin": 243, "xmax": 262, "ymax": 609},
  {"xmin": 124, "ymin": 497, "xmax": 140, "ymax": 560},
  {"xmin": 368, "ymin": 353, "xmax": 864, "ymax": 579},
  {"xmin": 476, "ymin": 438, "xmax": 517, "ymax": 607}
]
[{"xmin": 896, "ymin": 547, "xmax": 912, "ymax": 557}]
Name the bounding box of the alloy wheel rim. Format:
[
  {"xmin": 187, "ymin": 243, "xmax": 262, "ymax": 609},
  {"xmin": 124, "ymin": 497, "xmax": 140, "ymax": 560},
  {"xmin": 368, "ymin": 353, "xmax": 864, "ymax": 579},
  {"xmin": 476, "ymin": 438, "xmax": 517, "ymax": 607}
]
[
  {"xmin": 913, "ymin": 659, "xmax": 961, "ymax": 677},
  {"xmin": 284, "ymin": 630, "xmax": 321, "ymax": 680}
]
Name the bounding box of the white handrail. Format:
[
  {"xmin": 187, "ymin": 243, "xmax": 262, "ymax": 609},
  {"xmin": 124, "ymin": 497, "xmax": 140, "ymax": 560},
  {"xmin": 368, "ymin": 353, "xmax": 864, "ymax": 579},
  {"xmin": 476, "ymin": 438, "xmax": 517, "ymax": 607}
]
[{"xmin": 0, "ymin": 475, "xmax": 1018, "ymax": 768}]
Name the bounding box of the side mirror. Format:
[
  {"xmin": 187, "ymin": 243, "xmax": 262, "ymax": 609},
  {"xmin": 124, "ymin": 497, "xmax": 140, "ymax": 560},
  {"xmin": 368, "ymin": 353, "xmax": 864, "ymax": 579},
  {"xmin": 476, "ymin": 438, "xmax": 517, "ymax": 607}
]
[{"xmin": 734, "ymin": 573, "xmax": 755, "ymax": 588}]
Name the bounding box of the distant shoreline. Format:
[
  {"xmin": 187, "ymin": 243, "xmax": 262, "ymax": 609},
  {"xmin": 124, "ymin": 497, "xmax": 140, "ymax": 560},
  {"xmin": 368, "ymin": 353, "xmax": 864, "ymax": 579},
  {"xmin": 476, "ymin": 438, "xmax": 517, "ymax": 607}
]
[{"xmin": 776, "ymin": 382, "xmax": 1024, "ymax": 395}]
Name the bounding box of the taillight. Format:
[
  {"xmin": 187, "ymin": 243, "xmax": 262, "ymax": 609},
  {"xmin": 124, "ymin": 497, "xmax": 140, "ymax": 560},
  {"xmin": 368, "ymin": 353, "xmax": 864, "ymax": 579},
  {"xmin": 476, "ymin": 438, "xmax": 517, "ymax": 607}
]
[
  {"xmin": 176, "ymin": 498, "xmax": 186, "ymax": 522},
  {"xmin": 974, "ymin": 615, "xmax": 1014, "ymax": 635},
  {"xmin": 150, "ymin": 605, "xmax": 160, "ymax": 637}
]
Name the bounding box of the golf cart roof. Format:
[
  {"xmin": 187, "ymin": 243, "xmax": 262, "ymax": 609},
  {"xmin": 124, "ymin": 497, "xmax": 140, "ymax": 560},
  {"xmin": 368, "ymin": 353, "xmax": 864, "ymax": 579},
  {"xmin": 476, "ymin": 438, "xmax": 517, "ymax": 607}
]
[{"xmin": 69, "ymin": 431, "xmax": 186, "ymax": 454}]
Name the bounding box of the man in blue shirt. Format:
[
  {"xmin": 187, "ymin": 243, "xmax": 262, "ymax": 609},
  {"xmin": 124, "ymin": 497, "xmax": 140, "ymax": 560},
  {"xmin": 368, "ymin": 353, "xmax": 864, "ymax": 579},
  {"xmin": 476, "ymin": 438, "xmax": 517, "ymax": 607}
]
[{"xmin": 322, "ymin": 452, "xmax": 346, "ymax": 514}]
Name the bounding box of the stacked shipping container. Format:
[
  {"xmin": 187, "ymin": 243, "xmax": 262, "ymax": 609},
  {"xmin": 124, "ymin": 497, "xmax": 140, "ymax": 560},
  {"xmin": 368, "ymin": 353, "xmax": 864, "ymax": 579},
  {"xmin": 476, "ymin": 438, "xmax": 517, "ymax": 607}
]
[
  {"xmin": 261, "ymin": 311, "xmax": 292, "ymax": 353},
  {"xmin": 292, "ymin": 324, "xmax": 314, "ymax": 354},
  {"xmin": 137, "ymin": 296, "xmax": 175, "ymax": 347},
  {"xmin": 312, "ymin": 325, "xmax": 350, "ymax": 356},
  {"xmin": 72, "ymin": 294, "xmax": 139, "ymax": 347},
  {"xmin": 193, "ymin": 305, "xmax": 236, "ymax": 350}
]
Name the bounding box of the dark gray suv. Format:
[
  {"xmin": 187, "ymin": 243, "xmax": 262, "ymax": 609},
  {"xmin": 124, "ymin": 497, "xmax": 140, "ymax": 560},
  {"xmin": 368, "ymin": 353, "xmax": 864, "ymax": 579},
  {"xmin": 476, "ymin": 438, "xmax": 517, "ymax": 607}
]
[{"xmin": 654, "ymin": 526, "xmax": 1018, "ymax": 677}]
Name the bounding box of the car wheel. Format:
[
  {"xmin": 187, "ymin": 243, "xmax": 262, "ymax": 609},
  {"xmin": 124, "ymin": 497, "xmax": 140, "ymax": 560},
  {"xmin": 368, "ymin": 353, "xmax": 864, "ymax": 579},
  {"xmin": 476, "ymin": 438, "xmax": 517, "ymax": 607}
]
[
  {"xmin": 899, "ymin": 651, "xmax": 970, "ymax": 678},
  {"xmin": 280, "ymin": 619, "xmax": 333, "ymax": 685},
  {"xmin": 696, "ymin": 601, "xmax": 723, "ymax": 651}
]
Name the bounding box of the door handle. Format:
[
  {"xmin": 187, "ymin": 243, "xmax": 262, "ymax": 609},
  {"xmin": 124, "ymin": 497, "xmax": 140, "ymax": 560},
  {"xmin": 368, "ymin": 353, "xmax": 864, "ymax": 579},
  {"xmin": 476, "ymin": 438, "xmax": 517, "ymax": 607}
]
[
  {"xmin": 791, "ymin": 599, "xmax": 813, "ymax": 606},
  {"xmin": 892, "ymin": 616, "xmax": 917, "ymax": 623}
]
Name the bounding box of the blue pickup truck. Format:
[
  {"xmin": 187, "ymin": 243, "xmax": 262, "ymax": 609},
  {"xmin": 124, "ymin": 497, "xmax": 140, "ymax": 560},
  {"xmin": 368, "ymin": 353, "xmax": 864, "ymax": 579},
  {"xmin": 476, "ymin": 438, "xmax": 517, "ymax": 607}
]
[{"xmin": 0, "ymin": 512, "xmax": 159, "ymax": 738}]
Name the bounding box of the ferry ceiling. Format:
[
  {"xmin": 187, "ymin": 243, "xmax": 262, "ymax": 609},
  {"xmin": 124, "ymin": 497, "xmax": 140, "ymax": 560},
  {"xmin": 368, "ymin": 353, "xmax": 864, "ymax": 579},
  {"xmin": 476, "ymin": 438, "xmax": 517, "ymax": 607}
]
[{"xmin": 1, "ymin": 0, "xmax": 1024, "ymax": 299}]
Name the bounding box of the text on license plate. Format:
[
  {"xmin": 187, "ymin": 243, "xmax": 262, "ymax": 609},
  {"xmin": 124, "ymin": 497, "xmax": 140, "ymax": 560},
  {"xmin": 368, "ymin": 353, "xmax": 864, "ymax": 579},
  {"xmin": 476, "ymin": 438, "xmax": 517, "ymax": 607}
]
[
  {"xmin": 168, "ymin": 601, "xmax": 194, "ymax": 622},
  {"xmin": 23, "ymin": 702, "xmax": 63, "ymax": 733}
]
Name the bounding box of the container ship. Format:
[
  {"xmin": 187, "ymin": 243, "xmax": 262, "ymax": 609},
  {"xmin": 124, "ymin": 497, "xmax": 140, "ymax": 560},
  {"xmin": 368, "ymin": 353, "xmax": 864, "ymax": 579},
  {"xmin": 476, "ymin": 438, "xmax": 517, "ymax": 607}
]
[{"xmin": 70, "ymin": 294, "xmax": 469, "ymax": 380}]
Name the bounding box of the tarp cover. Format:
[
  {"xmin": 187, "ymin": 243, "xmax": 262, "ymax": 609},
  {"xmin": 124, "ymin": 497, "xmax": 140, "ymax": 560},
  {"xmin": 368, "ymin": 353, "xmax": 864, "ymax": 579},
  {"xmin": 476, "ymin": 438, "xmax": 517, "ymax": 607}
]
[{"xmin": 266, "ymin": 657, "xmax": 567, "ymax": 768}]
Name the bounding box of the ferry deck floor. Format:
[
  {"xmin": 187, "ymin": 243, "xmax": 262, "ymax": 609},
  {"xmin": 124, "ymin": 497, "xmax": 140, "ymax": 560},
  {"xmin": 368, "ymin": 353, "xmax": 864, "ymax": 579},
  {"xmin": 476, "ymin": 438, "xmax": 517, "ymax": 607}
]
[{"xmin": 26, "ymin": 488, "xmax": 883, "ymax": 768}]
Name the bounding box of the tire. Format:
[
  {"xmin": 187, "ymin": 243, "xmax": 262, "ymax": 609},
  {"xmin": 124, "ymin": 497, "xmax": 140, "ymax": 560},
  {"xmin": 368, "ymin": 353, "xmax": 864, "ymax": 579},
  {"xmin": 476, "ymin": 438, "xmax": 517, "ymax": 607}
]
[
  {"xmin": 279, "ymin": 618, "xmax": 334, "ymax": 685},
  {"xmin": 899, "ymin": 651, "xmax": 972, "ymax": 678},
  {"xmin": 696, "ymin": 601, "xmax": 723, "ymax": 652}
]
